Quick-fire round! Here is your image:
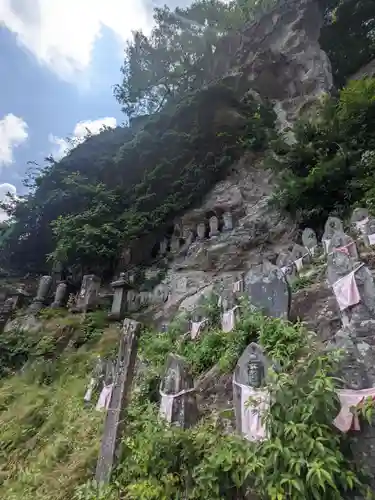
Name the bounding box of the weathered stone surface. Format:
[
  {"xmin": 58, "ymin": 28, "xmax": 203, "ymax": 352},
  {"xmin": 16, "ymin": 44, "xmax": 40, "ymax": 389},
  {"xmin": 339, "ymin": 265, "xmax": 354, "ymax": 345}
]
[
  {"xmin": 327, "ymin": 231, "xmax": 358, "ymax": 260},
  {"xmin": 351, "ymin": 207, "xmax": 369, "ymax": 225},
  {"xmin": 159, "ymin": 354, "xmax": 198, "ymax": 428},
  {"xmin": 302, "ymin": 228, "xmax": 318, "ymax": 250},
  {"xmin": 327, "ymin": 251, "xmax": 375, "ymax": 337},
  {"xmin": 322, "ymin": 217, "xmax": 344, "ymax": 250},
  {"xmin": 233, "ymin": 343, "xmax": 272, "ymax": 439},
  {"xmin": 27, "ymin": 275, "xmax": 53, "ymax": 314},
  {"xmin": 223, "ymin": 211, "xmax": 233, "ymax": 231},
  {"xmin": 71, "ymin": 274, "xmax": 101, "ymax": 313},
  {"xmin": 95, "ymin": 319, "xmax": 141, "ymax": 484},
  {"xmin": 290, "ymin": 281, "xmax": 341, "ymax": 343},
  {"xmin": 196, "ymin": 223, "xmax": 206, "ymax": 240},
  {"xmin": 108, "ymin": 273, "xmax": 130, "ymax": 321},
  {"xmin": 51, "ymin": 281, "xmax": 67, "ymax": 309},
  {"xmin": 244, "ymin": 261, "xmax": 291, "ymax": 319},
  {"xmin": 276, "ymin": 252, "xmax": 297, "ymax": 284},
  {"xmin": 291, "ymin": 243, "xmax": 311, "ymax": 267}
]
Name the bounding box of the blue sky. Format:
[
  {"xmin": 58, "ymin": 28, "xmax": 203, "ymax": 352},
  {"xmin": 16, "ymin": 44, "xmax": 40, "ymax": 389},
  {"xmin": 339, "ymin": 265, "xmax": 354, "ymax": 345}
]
[{"xmin": 0, "ymin": 0, "xmax": 190, "ymax": 219}]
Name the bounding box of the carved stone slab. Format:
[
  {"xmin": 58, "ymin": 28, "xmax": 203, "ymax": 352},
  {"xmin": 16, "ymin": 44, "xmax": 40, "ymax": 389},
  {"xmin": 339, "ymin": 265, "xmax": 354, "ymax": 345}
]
[{"xmin": 95, "ymin": 318, "xmax": 141, "ymax": 484}]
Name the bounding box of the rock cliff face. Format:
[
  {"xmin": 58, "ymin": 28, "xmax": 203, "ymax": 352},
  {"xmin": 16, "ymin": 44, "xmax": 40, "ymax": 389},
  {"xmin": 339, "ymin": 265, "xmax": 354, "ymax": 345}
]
[
  {"xmin": 213, "ymin": 0, "xmax": 333, "ymax": 135},
  {"xmin": 135, "ymin": 0, "xmax": 333, "ymax": 323}
]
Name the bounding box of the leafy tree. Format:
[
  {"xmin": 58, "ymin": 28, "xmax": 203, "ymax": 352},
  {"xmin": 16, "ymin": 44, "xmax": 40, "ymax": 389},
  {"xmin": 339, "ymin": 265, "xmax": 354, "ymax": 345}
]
[
  {"xmin": 319, "ymin": 0, "xmax": 375, "ymax": 86},
  {"xmin": 114, "ymin": 0, "xmax": 243, "ymax": 118}
]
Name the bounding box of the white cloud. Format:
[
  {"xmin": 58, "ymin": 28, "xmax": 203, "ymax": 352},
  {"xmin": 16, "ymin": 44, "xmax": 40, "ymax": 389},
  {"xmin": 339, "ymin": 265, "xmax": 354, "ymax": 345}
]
[
  {"xmin": 0, "ymin": 183, "xmax": 17, "ymax": 222},
  {"xmin": 49, "ymin": 116, "xmax": 117, "ymax": 160},
  {"xmin": 0, "ymin": 114, "xmax": 28, "ymax": 167},
  {"xmin": 0, "ymin": 0, "xmax": 153, "ymax": 80}
]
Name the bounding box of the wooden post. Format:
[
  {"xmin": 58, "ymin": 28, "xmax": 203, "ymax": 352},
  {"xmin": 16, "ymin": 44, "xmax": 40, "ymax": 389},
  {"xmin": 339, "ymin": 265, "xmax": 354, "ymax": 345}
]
[{"xmin": 95, "ymin": 318, "xmax": 141, "ymax": 484}]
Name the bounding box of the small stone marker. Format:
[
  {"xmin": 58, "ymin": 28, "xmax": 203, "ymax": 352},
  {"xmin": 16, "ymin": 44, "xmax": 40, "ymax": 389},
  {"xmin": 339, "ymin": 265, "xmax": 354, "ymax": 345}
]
[
  {"xmin": 95, "ymin": 318, "xmax": 141, "ymax": 485},
  {"xmin": 196, "ymin": 222, "xmax": 206, "ymax": 240},
  {"xmin": 327, "ymin": 250, "xmax": 375, "ymax": 335},
  {"xmin": 302, "ymin": 227, "xmax": 318, "ymax": 254},
  {"xmin": 27, "ymin": 275, "xmax": 53, "ymax": 314},
  {"xmin": 327, "ymin": 231, "xmax": 358, "ymax": 259},
  {"xmin": 108, "ymin": 273, "xmax": 131, "ymax": 321},
  {"xmin": 290, "ymin": 243, "xmax": 311, "ymax": 271},
  {"xmin": 233, "ymin": 342, "xmax": 272, "ymax": 441},
  {"xmin": 322, "ymin": 216, "xmax": 344, "ymax": 254},
  {"xmin": 223, "ymin": 211, "xmax": 233, "ymax": 231},
  {"xmin": 351, "ymin": 207, "xmax": 369, "ymax": 234},
  {"xmin": 159, "ymin": 353, "xmax": 198, "ymax": 428},
  {"xmin": 209, "ymin": 216, "xmax": 219, "ymax": 237},
  {"xmin": 71, "ymin": 274, "xmax": 101, "ymax": 313},
  {"xmin": 51, "ymin": 281, "xmax": 68, "ymax": 308},
  {"xmin": 244, "ymin": 261, "xmax": 291, "ymax": 319}
]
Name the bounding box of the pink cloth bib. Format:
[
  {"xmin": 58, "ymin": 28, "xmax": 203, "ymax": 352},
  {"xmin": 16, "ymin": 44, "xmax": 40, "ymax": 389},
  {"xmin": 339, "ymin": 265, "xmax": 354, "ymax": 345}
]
[{"xmin": 334, "ymin": 387, "xmax": 375, "ymax": 432}]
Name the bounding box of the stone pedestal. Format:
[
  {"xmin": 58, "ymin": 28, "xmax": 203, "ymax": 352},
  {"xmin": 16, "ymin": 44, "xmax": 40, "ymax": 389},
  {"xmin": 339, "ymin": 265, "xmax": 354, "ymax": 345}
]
[
  {"xmin": 71, "ymin": 274, "xmax": 101, "ymax": 313},
  {"xmin": 108, "ymin": 273, "xmax": 131, "ymax": 321},
  {"xmin": 27, "ymin": 275, "xmax": 53, "ymax": 315},
  {"xmin": 51, "ymin": 281, "xmax": 68, "ymax": 308}
]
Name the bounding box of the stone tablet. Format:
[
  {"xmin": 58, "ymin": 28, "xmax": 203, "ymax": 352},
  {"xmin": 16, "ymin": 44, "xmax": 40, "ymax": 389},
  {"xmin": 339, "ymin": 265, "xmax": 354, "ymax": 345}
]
[
  {"xmin": 209, "ymin": 216, "xmax": 219, "ymax": 237},
  {"xmin": 351, "ymin": 207, "xmax": 369, "ymax": 225},
  {"xmin": 327, "ymin": 231, "xmax": 358, "ymax": 260},
  {"xmin": 244, "ymin": 262, "xmax": 291, "ymax": 319},
  {"xmin": 223, "ymin": 211, "xmax": 233, "ymax": 231},
  {"xmin": 95, "ymin": 319, "xmax": 141, "ymax": 484},
  {"xmin": 159, "ymin": 354, "xmax": 197, "ymax": 428},
  {"xmin": 27, "ymin": 275, "xmax": 53, "ymax": 314},
  {"xmin": 323, "ymin": 216, "xmax": 344, "ymax": 239},
  {"xmin": 290, "ymin": 243, "xmax": 311, "ymax": 268},
  {"xmin": 302, "ymin": 228, "xmax": 318, "ymax": 250},
  {"xmin": 51, "ymin": 281, "xmax": 68, "ymax": 309},
  {"xmin": 196, "ymin": 222, "xmax": 206, "ymax": 240}
]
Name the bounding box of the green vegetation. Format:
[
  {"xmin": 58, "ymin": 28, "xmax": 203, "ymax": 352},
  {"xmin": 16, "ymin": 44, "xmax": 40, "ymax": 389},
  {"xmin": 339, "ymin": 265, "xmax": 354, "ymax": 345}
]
[
  {"xmin": 75, "ymin": 302, "xmax": 372, "ymax": 499},
  {"xmin": 0, "ymin": 311, "xmax": 118, "ymax": 500},
  {"xmin": 269, "ymin": 78, "xmax": 375, "ymax": 229},
  {"xmin": 0, "ymin": 301, "xmax": 373, "ymax": 499}
]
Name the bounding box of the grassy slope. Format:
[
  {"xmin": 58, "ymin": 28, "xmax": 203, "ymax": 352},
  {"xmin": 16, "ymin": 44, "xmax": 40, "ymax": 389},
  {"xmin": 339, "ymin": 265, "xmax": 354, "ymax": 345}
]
[{"xmin": 0, "ymin": 312, "xmax": 120, "ymax": 500}]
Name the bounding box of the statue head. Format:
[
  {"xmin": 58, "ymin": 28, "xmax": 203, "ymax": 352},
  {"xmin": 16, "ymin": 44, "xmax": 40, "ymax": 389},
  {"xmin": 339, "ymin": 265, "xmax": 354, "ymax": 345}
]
[{"xmin": 247, "ymin": 352, "xmax": 264, "ymax": 388}]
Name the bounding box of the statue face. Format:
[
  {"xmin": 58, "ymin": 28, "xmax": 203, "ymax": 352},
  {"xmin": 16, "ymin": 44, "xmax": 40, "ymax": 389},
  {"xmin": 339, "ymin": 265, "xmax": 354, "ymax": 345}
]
[{"xmin": 247, "ymin": 359, "xmax": 264, "ymax": 388}]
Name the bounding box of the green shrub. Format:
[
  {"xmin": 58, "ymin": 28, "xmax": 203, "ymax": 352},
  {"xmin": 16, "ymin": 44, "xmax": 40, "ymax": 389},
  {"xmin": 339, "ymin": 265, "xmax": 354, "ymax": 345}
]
[{"xmin": 270, "ymin": 78, "xmax": 375, "ymax": 229}]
